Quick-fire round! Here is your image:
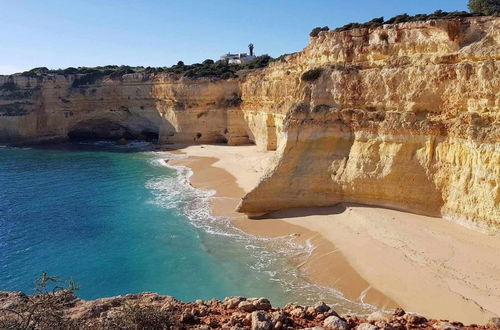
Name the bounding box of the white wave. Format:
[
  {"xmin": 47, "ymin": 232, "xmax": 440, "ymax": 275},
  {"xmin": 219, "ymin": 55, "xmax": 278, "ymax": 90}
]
[{"xmin": 144, "ymin": 153, "xmax": 377, "ymax": 315}]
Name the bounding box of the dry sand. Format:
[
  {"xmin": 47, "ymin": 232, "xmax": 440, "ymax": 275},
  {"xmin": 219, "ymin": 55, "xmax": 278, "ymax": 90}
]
[{"xmin": 163, "ymin": 144, "xmax": 500, "ymax": 324}]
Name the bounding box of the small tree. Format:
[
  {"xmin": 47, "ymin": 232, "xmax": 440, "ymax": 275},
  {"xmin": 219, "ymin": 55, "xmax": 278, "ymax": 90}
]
[
  {"xmin": 309, "ymin": 26, "xmax": 329, "ymax": 38},
  {"xmin": 468, "ymin": 0, "xmax": 500, "ymax": 15}
]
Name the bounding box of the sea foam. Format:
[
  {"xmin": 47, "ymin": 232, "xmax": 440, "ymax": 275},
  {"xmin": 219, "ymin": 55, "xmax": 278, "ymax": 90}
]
[{"xmin": 145, "ymin": 153, "xmax": 377, "ymax": 314}]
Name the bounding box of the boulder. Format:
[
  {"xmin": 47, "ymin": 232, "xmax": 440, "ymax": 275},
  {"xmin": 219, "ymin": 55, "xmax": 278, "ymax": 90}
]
[
  {"xmin": 404, "ymin": 313, "xmax": 427, "ymax": 325},
  {"xmin": 251, "ymin": 311, "xmax": 272, "ymax": 330},
  {"xmin": 252, "ymin": 297, "xmax": 272, "ymax": 311},
  {"xmin": 357, "ymin": 323, "xmax": 378, "ymax": 330},
  {"xmin": 239, "ymin": 300, "xmax": 257, "ymax": 312},
  {"xmin": 433, "ymin": 321, "xmax": 460, "ymax": 330},
  {"xmin": 314, "ymin": 301, "xmax": 331, "ymax": 313},
  {"xmin": 323, "ymin": 315, "xmax": 347, "ymax": 329}
]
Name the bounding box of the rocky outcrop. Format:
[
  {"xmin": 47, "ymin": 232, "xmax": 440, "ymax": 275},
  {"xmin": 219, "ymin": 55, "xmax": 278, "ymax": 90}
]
[
  {"xmin": 0, "ymin": 73, "xmax": 248, "ymax": 145},
  {"xmin": 0, "ymin": 17, "xmax": 498, "ymax": 231},
  {"xmin": 1, "ymin": 291, "xmax": 498, "ymax": 329},
  {"xmin": 238, "ymin": 17, "xmax": 500, "ymax": 232}
]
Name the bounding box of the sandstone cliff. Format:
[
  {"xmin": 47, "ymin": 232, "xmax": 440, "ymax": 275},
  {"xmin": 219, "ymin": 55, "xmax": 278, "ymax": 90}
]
[
  {"xmin": 0, "ymin": 17, "xmax": 498, "ymax": 231},
  {"xmin": 238, "ymin": 17, "xmax": 500, "ymax": 232},
  {"xmin": 0, "ymin": 73, "xmax": 249, "ymax": 145}
]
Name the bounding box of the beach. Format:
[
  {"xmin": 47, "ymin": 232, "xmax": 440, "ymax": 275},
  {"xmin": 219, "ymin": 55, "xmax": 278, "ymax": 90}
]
[{"xmin": 167, "ymin": 144, "xmax": 500, "ymax": 325}]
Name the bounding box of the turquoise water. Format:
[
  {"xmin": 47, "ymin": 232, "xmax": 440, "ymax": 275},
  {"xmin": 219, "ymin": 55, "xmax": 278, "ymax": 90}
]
[{"xmin": 0, "ymin": 142, "xmax": 370, "ymax": 312}]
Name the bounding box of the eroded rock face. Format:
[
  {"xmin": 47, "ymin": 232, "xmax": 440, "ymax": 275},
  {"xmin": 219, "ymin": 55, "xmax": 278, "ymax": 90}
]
[
  {"xmin": 238, "ymin": 17, "xmax": 500, "ymax": 232},
  {"xmin": 0, "ymin": 73, "xmax": 247, "ymax": 145},
  {"xmin": 0, "ymin": 17, "xmax": 498, "ymax": 231}
]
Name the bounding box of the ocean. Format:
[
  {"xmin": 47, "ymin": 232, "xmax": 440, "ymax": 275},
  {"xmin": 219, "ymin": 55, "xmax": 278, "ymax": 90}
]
[{"xmin": 0, "ymin": 142, "xmax": 371, "ymax": 313}]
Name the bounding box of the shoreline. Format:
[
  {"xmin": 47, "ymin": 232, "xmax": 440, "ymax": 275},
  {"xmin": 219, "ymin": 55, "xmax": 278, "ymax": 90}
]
[{"xmin": 164, "ymin": 144, "xmax": 500, "ymax": 325}]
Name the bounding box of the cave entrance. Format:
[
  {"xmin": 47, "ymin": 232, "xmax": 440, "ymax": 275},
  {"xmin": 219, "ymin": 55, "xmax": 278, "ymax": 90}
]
[{"xmin": 67, "ymin": 119, "xmax": 159, "ymax": 143}]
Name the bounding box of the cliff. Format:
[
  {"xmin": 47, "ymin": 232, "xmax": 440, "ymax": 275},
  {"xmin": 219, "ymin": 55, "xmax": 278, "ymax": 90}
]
[
  {"xmin": 0, "ymin": 73, "xmax": 248, "ymax": 146},
  {"xmin": 238, "ymin": 16, "xmax": 500, "ymax": 232},
  {"xmin": 0, "ymin": 16, "xmax": 498, "ymax": 232}
]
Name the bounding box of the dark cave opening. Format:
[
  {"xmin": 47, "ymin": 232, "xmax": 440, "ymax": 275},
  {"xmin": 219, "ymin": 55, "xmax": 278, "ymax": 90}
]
[{"xmin": 67, "ymin": 119, "xmax": 159, "ymax": 143}]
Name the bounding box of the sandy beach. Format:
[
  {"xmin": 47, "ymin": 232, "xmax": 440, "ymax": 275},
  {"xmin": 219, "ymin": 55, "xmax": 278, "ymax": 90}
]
[{"xmin": 165, "ymin": 144, "xmax": 500, "ymax": 324}]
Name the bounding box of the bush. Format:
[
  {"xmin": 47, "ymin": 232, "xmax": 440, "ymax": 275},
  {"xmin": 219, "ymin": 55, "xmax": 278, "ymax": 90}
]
[
  {"xmin": 379, "ymin": 32, "xmax": 389, "ymax": 42},
  {"xmin": 103, "ymin": 303, "xmax": 173, "ymax": 329},
  {"xmin": 301, "ymin": 68, "xmax": 323, "ymax": 82},
  {"xmin": 332, "ymin": 10, "xmax": 481, "ymax": 32},
  {"xmin": 468, "ymin": 0, "xmax": 500, "ymax": 15},
  {"xmin": 0, "ymin": 273, "xmax": 79, "ymax": 329},
  {"xmin": 310, "ymin": 26, "xmax": 329, "ymax": 38},
  {"xmin": 13, "ymin": 55, "xmax": 276, "ymax": 83}
]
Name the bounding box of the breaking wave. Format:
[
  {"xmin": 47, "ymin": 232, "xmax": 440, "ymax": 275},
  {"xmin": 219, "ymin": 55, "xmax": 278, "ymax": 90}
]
[{"xmin": 145, "ymin": 152, "xmax": 377, "ymax": 314}]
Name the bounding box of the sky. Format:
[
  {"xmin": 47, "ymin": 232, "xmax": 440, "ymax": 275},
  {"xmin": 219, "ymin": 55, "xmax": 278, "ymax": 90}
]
[{"xmin": 0, "ymin": 0, "xmax": 469, "ymax": 74}]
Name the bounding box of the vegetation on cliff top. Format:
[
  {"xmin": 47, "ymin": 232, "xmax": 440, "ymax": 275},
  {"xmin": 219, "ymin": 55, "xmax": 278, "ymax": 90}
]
[
  {"xmin": 310, "ymin": 0, "xmax": 499, "ymax": 37},
  {"xmin": 15, "ymin": 55, "xmax": 274, "ymax": 88},
  {"xmin": 468, "ymin": 0, "xmax": 500, "ymax": 15}
]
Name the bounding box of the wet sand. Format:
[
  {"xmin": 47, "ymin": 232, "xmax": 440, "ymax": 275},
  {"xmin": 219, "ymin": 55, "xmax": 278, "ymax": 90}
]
[{"xmin": 164, "ymin": 144, "xmax": 500, "ymax": 324}]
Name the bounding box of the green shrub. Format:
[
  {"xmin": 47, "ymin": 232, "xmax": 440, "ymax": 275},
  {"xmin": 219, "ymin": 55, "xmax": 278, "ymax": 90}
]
[
  {"xmin": 332, "ymin": 10, "xmax": 481, "ymax": 33},
  {"xmin": 14, "ymin": 55, "xmax": 276, "ymax": 83},
  {"xmin": 301, "ymin": 68, "xmax": 323, "ymax": 82},
  {"xmin": 310, "ymin": 26, "xmax": 329, "ymax": 37},
  {"xmin": 468, "ymin": 0, "xmax": 500, "ymax": 15},
  {"xmin": 379, "ymin": 32, "xmax": 389, "ymax": 42}
]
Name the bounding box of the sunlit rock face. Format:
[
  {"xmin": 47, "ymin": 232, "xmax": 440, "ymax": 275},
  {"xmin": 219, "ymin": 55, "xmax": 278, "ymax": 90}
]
[
  {"xmin": 238, "ymin": 17, "xmax": 499, "ymax": 232},
  {"xmin": 0, "ymin": 73, "xmax": 246, "ymax": 145},
  {"xmin": 0, "ymin": 16, "xmax": 498, "ymax": 231}
]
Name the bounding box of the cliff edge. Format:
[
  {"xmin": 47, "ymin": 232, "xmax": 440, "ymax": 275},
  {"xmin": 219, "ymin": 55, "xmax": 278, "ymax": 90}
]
[
  {"xmin": 0, "ymin": 17, "xmax": 498, "ymax": 232},
  {"xmin": 237, "ymin": 17, "xmax": 499, "ymax": 232}
]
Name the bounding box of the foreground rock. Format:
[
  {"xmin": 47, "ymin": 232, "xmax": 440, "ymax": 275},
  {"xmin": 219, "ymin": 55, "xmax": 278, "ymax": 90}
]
[{"xmin": 0, "ymin": 291, "xmax": 497, "ymax": 329}]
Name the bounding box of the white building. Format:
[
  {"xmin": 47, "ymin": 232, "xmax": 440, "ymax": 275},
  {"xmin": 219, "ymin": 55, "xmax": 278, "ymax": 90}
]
[
  {"xmin": 220, "ymin": 44, "xmax": 256, "ymax": 64},
  {"xmin": 220, "ymin": 53, "xmax": 255, "ymax": 64}
]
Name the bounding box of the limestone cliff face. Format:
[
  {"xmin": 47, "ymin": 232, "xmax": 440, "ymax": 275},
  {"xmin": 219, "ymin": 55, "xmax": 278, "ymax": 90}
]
[
  {"xmin": 238, "ymin": 17, "xmax": 500, "ymax": 232},
  {"xmin": 0, "ymin": 17, "xmax": 498, "ymax": 231},
  {"xmin": 0, "ymin": 73, "xmax": 248, "ymax": 145}
]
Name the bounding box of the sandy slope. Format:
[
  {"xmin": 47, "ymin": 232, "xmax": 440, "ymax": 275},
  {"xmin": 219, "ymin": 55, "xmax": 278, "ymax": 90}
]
[{"xmin": 165, "ymin": 144, "xmax": 500, "ymax": 324}]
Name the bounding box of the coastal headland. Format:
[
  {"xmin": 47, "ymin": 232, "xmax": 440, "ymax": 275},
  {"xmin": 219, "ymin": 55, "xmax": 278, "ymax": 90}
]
[{"xmin": 0, "ymin": 15, "xmax": 499, "ymax": 326}]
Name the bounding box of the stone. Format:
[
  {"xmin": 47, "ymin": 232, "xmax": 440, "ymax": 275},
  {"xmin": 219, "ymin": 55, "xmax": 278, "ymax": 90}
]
[
  {"xmin": 239, "ymin": 300, "xmax": 257, "ymax": 312},
  {"xmin": 404, "ymin": 313, "xmax": 427, "ymax": 325},
  {"xmin": 393, "ymin": 307, "xmax": 405, "ymax": 317},
  {"xmin": 290, "ymin": 307, "xmax": 305, "ymax": 318},
  {"xmin": 252, "ymin": 297, "xmax": 272, "ymax": 311},
  {"xmin": 313, "ymin": 301, "xmax": 331, "ymax": 313},
  {"xmin": 251, "ymin": 311, "xmax": 272, "ymax": 330},
  {"xmin": 224, "ymin": 296, "xmax": 245, "ymax": 309},
  {"xmin": 323, "ymin": 315, "xmax": 347, "ymax": 329},
  {"xmin": 367, "ymin": 311, "xmax": 391, "ymax": 323},
  {"xmin": 433, "ymin": 321, "xmax": 460, "ymax": 330},
  {"xmin": 357, "ymin": 323, "xmax": 378, "ymax": 330},
  {"xmin": 487, "ymin": 317, "xmax": 500, "ymax": 328}
]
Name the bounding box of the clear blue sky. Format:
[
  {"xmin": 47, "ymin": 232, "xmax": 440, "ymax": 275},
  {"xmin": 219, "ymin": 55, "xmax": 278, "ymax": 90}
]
[{"xmin": 0, "ymin": 0, "xmax": 468, "ymax": 74}]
